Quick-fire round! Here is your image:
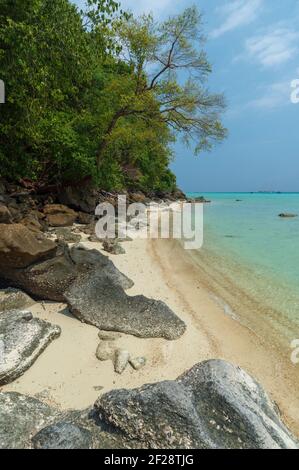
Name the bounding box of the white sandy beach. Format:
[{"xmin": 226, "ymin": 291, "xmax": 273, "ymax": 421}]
[{"xmin": 2, "ymin": 237, "xmax": 299, "ymax": 437}]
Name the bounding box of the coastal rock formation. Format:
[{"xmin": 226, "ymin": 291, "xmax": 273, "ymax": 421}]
[
  {"xmin": 0, "ymin": 360, "xmax": 298, "ymax": 449},
  {"xmin": 0, "ymin": 310, "xmax": 61, "ymax": 385},
  {"xmin": 32, "ymin": 422, "xmax": 93, "ymax": 449},
  {"xmin": 95, "ymin": 360, "xmax": 299, "ymax": 449},
  {"xmin": 0, "ymin": 224, "xmax": 56, "ymax": 269},
  {"xmin": 0, "ymin": 392, "xmax": 58, "ymax": 449},
  {"xmin": 0, "ymin": 243, "xmax": 133, "ymax": 302},
  {"xmin": 43, "ymin": 204, "xmax": 77, "ymax": 227},
  {"xmin": 66, "ymin": 269, "xmax": 186, "ymax": 340},
  {"xmin": 0, "ymin": 288, "xmax": 35, "ymax": 312}
]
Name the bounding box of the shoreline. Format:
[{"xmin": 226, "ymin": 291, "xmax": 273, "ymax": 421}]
[{"xmin": 2, "ymin": 236, "xmax": 299, "ymax": 437}]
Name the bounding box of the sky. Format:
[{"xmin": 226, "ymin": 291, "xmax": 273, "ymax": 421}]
[{"xmin": 74, "ymin": 0, "xmax": 299, "ymax": 192}]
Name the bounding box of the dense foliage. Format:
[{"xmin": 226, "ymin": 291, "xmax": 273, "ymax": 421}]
[{"xmin": 0, "ymin": 0, "xmax": 226, "ymax": 192}]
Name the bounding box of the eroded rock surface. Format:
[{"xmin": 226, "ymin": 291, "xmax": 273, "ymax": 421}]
[
  {"xmin": 0, "ymin": 288, "xmax": 35, "ymax": 312},
  {"xmin": 66, "ymin": 270, "xmax": 186, "ymax": 340},
  {"xmin": 95, "ymin": 360, "xmax": 299, "ymax": 449},
  {"xmin": 0, "ymin": 310, "xmax": 61, "ymax": 385}
]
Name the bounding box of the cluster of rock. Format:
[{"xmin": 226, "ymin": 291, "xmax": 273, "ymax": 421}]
[
  {"xmin": 0, "ymin": 179, "xmax": 298, "ymax": 449},
  {"xmin": 0, "ymin": 360, "xmax": 298, "ymax": 449},
  {"xmin": 96, "ymin": 330, "xmax": 146, "ymax": 374}
]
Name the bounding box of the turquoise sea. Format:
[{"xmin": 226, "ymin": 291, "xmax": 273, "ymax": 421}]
[{"xmin": 188, "ymin": 192, "xmax": 299, "ymax": 344}]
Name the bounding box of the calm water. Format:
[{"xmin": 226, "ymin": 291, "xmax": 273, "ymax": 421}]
[{"xmin": 188, "ymin": 193, "xmax": 299, "ymax": 340}]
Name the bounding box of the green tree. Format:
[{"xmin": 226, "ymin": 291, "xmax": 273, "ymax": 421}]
[{"xmin": 95, "ymin": 6, "xmax": 227, "ymax": 169}]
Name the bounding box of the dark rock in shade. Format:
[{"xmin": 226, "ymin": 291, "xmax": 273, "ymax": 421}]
[
  {"xmin": 0, "ymin": 310, "xmax": 61, "ymax": 385},
  {"xmin": 95, "ymin": 360, "xmax": 299, "ymax": 449},
  {"xmin": 66, "ymin": 270, "xmax": 186, "ymax": 340},
  {"xmin": 0, "ymin": 224, "xmax": 57, "ymax": 269},
  {"xmin": 77, "ymin": 212, "xmax": 95, "ymax": 225},
  {"xmin": 0, "ymin": 244, "xmax": 133, "ymax": 302},
  {"xmin": 0, "ymin": 288, "xmax": 35, "ymax": 312},
  {"xmin": 58, "ymin": 186, "xmax": 98, "ymax": 214},
  {"xmin": 32, "ymin": 422, "xmax": 93, "ymax": 449},
  {"xmin": 103, "ymin": 239, "xmax": 126, "ymax": 255},
  {"xmin": 0, "ymin": 392, "xmax": 58, "ymax": 449},
  {"xmin": 278, "ymin": 213, "xmax": 298, "ymax": 218},
  {"xmin": 0, "ymin": 204, "xmax": 12, "ymax": 223},
  {"xmin": 43, "ymin": 204, "xmax": 77, "ymax": 227}
]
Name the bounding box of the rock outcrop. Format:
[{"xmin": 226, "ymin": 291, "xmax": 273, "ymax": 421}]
[
  {"xmin": 95, "ymin": 360, "xmax": 299, "ymax": 449},
  {"xmin": 0, "ymin": 224, "xmax": 56, "ymax": 269},
  {"xmin": 66, "ymin": 269, "xmax": 186, "ymax": 340},
  {"xmin": 0, "ymin": 243, "xmax": 133, "ymax": 302}
]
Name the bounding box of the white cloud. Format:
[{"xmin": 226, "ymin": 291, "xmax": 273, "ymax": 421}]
[
  {"xmin": 211, "ymin": 0, "xmax": 263, "ymax": 39},
  {"xmin": 244, "ymin": 27, "xmax": 299, "ymax": 67},
  {"xmin": 247, "ymin": 81, "xmax": 292, "ymax": 109}
]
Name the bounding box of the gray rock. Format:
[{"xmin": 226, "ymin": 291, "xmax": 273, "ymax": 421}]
[
  {"xmin": 129, "ymin": 357, "xmax": 147, "ymax": 371},
  {"xmin": 96, "ymin": 342, "xmax": 115, "ymax": 361},
  {"xmin": 114, "ymin": 349, "xmax": 130, "ymax": 374},
  {"xmin": 98, "ymin": 330, "xmax": 122, "ymax": 341},
  {"xmin": 0, "ymin": 288, "xmax": 35, "ymax": 312},
  {"xmin": 0, "ymin": 244, "xmax": 133, "ymax": 302},
  {"xmin": 66, "ymin": 270, "xmax": 186, "ymax": 340},
  {"xmin": 95, "ymin": 360, "xmax": 299, "ymax": 449},
  {"xmin": 32, "ymin": 422, "xmax": 93, "ymax": 449},
  {"xmin": 0, "ymin": 310, "xmax": 61, "ymax": 385},
  {"xmin": 103, "ymin": 240, "xmax": 126, "ymax": 255},
  {"xmin": 0, "ymin": 392, "xmax": 58, "ymax": 449}
]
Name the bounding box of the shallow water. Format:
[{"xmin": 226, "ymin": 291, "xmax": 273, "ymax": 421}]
[{"xmin": 188, "ymin": 193, "xmax": 299, "ymax": 344}]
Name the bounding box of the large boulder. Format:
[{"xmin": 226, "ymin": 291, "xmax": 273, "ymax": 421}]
[
  {"xmin": 0, "ymin": 310, "xmax": 61, "ymax": 385},
  {"xmin": 0, "ymin": 288, "xmax": 35, "ymax": 312},
  {"xmin": 44, "ymin": 204, "xmax": 77, "ymax": 227},
  {"xmin": 32, "ymin": 422, "xmax": 93, "ymax": 449},
  {"xmin": 66, "ymin": 270, "xmax": 186, "ymax": 340},
  {"xmin": 95, "ymin": 360, "xmax": 299, "ymax": 449},
  {"xmin": 0, "ymin": 224, "xmax": 57, "ymax": 269},
  {"xmin": 0, "ymin": 392, "xmax": 58, "ymax": 449},
  {"xmin": 1, "ymin": 244, "xmax": 133, "ymax": 302}
]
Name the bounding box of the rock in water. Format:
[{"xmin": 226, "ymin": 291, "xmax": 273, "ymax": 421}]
[
  {"xmin": 278, "ymin": 213, "xmax": 298, "ymax": 218},
  {"xmin": 114, "ymin": 349, "xmax": 130, "ymax": 374},
  {"xmin": 0, "ymin": 224, "xmax": 56, "ymax": 269},
  {"xmin": 95, "ymin": 360, "xmax": 299, "ymax": 449},
  {"xmin": 32, "ymin": 422, "xmax": 93, "ymax": 449},
  {"xmin": 0, "ymin": 288, "xmax": 35, "ymax": 312},
  {"xmin": 0, "ymin": 310, "xmax": 61, "ymax": 385},
  {"xmin": 0, "ymin": 392, "xmax": 58, "ymax": 449},
  {"xmin": 66, "ymin": 270, "xmax": 186, "ymax": 340}
]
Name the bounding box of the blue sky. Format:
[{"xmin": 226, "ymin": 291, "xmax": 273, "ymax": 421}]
[{"xmin": 74, "ymin": 0, "xmax": 299, "ymax": 192}]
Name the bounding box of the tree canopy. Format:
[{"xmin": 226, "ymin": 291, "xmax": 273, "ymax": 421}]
[{"xmin": 0, "ymin": 0, "xmax": 226, "ymax": 192}]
